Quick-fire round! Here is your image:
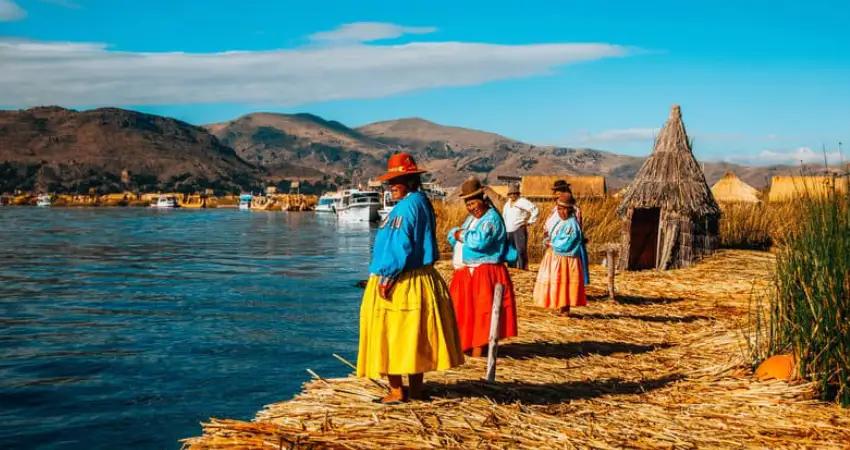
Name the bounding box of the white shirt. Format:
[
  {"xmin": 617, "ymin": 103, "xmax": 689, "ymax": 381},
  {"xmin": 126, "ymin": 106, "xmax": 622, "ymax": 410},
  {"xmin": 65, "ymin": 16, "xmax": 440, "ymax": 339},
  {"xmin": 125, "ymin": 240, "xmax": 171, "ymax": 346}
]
[
  {"xmin": 452, "ymin": 217, "xmax": 480, "ymax": 272},
  {"xmin": 502, "ymin": 197, "xmax": 539, "ymax": 233}
]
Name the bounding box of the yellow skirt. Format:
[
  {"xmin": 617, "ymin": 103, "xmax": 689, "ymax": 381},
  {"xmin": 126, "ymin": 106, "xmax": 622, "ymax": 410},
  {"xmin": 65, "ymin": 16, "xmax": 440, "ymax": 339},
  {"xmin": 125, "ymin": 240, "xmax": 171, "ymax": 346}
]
[{"xmin": 357, "ymin": 265, "xmax": 465, "ymax": 379}]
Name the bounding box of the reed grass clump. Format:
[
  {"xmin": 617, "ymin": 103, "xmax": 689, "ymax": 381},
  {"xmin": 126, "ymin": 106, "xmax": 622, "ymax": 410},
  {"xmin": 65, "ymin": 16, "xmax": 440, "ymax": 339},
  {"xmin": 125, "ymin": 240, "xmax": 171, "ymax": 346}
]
[
  {"xmin": 753, "ymin": 186, "xmax": 850, "ymax": 406},
  {"xmin": 717, "ymin": 202, "xmax": 780, "ymax": 250}
]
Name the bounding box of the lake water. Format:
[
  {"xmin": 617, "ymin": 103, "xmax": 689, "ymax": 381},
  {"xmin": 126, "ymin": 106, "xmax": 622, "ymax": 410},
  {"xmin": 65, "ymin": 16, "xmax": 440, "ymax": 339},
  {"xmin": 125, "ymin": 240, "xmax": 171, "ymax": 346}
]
[{"xmin": 0, "ymin": 208, "xmax": 375, "ymax": 449}]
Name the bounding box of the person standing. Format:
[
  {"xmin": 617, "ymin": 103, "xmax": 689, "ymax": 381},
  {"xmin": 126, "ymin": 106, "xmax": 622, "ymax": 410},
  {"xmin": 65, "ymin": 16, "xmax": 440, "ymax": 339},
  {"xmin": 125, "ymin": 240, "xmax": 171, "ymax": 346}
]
[
  {"xmin": 358, "ymin": 153, "xmax": 464, "ymax": 404},
  {"xmin": 502, "ymin": 184, "xmax": 539, "ymax": 270},
  {"xmin": 533, "ymin": 193, "xmax": 589, "ymax": 316},
  {"xmin": 448, "ymin": 177, "xmax": 518, "ymax": 357}
]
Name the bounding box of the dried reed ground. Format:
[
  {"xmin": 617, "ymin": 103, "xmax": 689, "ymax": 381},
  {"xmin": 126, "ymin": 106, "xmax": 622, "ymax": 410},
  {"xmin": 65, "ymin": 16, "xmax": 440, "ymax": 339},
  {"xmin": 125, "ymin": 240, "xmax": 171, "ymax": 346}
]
[{"xmin": 182, "ymin": 250, "xmax": 850, "ymax": 449}]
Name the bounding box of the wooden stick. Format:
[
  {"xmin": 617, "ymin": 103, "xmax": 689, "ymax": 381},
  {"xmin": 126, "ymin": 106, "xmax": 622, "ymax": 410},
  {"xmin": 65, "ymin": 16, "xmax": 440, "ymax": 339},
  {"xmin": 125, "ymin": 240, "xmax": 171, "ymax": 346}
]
[
  {"xmin": 332, "ymin": 353, "xmax": 391, "ymax": 393},
  {"xmin": 486, "ymin": 283, "xmax": 505, "ymax": 382},
  {"xmin": 606, "ymin": 248, "xmax": 616, "ymax": 301}
]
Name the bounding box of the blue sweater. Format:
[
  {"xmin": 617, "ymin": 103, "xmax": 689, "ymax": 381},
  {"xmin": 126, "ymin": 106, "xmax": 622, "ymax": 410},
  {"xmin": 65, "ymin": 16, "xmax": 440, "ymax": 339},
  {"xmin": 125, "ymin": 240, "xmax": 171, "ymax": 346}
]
[
  {"xmin": 368, "ymin": 191, "xmax": 438, "ymax": 284},
  {"xmin": 447, "ymin": 207, "xmax": 512, "ymax": 265},
  {"xmin": 549, "ymin": 216, "xmax": 590, "ymax": 284}
]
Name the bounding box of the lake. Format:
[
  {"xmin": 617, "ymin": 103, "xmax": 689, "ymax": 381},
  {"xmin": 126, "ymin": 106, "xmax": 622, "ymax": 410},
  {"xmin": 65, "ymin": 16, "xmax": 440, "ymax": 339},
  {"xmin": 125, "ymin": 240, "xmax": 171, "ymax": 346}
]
[{"xmin": 0, "ymin": 208, "xmax": 374, "ymax": 449}]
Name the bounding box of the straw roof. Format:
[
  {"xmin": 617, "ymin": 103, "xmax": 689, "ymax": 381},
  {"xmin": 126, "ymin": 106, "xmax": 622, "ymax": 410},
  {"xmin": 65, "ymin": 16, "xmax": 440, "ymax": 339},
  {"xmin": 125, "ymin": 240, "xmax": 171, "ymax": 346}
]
[
  {"xmin": 519, "ymin": 175, "xmax": 607, "ymax": 199},
  {"xmin": 711, "ymin": 172, "xmax": 761, "ymax": 203},
  {"xmin": 617, "ymin": 105, "xmax": 720, "ymax": 217},
  {"xmin": 768, "ymin": 175, "xmax": 849, "ymax": 203},
  {"xmin": 488, "ymin": 185, "xmax": 510, "ymax": 199}
]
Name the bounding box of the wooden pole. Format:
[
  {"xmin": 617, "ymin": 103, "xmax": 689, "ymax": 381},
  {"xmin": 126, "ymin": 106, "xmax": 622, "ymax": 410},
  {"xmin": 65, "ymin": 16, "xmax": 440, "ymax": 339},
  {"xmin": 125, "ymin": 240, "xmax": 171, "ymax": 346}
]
[
  {"xmin": 485, "ymin": 283, "xmax": 505, "ymax": 382},
  {"xmin": 606, "ymin": 248, "xmax": 616, "ymax": 301}
]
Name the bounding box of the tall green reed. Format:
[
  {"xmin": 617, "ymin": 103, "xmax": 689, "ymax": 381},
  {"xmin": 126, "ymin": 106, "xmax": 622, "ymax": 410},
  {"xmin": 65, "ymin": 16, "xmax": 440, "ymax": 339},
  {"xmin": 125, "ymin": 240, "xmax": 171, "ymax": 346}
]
[{"xmin": 755, "ymin": 181, "xmax": 849, "ymax": 406}]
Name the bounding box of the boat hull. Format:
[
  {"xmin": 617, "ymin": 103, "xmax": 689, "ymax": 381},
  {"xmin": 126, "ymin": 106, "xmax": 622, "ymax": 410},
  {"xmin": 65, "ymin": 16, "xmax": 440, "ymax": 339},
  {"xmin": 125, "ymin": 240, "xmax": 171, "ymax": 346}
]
[{"xmin": 337, "ymin": 204, "xmax": 380, "ymax": 223}]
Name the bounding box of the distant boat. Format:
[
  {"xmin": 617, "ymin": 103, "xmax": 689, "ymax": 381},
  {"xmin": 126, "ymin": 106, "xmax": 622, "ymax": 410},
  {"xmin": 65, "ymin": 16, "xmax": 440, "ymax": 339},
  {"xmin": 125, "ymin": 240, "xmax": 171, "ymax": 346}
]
[
  {"xmin": 36, "ymin": 195, "xmax": 51, "ymax": 207},
  {"xmin": 238, "ymin": 194, "xmax": 253, "ymax": 210},
  {"xmin": 150, "ymin": 195, "xmax": 179, "ymax": 209},
  {"xmin": 316, "ymin": 191, "xmax": 341, "ymax": 213},
  {"xmin": 378, "ymin": 190, "xmax": 397, "ymax": 221},
  {"xmin": 336, "ymin": 189, "xmax": 381, "ymax": 223}
]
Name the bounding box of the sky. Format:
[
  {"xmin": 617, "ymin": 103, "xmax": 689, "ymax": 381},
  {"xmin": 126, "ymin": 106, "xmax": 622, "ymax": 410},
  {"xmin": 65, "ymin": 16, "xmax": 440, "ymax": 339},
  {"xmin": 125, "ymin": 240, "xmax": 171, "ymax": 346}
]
[{"xmin": 1, "ymin": 0, "xmax": 848, "ymax": 165}]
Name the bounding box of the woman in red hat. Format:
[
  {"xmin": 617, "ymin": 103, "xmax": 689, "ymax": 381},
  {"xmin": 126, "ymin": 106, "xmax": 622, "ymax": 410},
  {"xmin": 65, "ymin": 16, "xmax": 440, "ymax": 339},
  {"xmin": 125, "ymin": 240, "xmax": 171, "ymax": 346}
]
[{"xmin": 357, "ymin": 153, "xmax": 464, "ymax": 404}]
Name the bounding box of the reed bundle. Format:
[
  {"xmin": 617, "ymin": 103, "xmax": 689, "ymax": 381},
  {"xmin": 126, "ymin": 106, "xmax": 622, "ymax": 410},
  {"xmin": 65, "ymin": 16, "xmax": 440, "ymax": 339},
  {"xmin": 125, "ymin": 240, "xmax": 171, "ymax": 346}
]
[{"xmin": 181, "ymin": 251, "xmax": 850, "ymax": 449}]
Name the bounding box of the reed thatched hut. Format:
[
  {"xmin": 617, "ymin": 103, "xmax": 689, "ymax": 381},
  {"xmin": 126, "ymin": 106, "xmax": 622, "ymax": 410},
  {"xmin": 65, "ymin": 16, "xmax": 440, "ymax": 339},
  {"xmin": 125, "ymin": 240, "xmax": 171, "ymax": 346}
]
[
  {"xmin": 617, "ymin": 105, "xmax": 721, "ymax": 271},
  {"xmin": 519, "ymin": 175, "xmax": 607, "ymax": 200},
  {"xmin": 711, "ymin": 172, "xmax": 761, "ymax": 203},
  {"xmin": 768, "ymin": 175, "xmax": 848, "ymax": 203}
]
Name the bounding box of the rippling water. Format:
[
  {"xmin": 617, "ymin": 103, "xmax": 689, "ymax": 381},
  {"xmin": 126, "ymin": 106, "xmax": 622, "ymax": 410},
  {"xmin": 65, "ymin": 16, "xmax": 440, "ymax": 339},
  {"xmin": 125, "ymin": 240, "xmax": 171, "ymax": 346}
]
[{"xmin": 0, "ymin": 208, "xmax": 375, "ymax": 449}]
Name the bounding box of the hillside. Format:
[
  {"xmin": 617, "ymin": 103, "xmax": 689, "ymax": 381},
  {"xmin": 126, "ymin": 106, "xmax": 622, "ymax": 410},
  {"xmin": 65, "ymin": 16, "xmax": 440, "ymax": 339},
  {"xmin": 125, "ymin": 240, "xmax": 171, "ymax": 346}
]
[
  {"xmin": 357, "ymin": 118, "xmax": 794, "ymax": 188},
  {"xmin": 205, "ymin": 113, "xmax": 395, "ymax": 182},
  {"xmin": 0, "ymin": 107, "xmax": 262, "ymax": 193}
]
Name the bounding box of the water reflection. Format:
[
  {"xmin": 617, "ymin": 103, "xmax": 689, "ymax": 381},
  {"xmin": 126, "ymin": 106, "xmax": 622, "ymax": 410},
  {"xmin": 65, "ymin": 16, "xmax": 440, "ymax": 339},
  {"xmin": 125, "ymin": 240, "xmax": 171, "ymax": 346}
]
[{"xmin": 0, "ymin": 208, "xmax": 374, "ymax": 449}]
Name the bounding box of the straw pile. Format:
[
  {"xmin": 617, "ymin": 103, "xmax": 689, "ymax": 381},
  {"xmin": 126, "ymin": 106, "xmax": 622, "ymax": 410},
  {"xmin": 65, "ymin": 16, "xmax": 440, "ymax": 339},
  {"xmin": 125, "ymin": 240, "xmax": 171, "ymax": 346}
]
[
  {"xmin": 181, "ymin": 250, "xmax": 850, "ymax": 449},
  {"xmin": 711, "ymin": 172, "xmax": 761, "ymax": 204},
  {"xmin": 520, "ymin": 175, "xmax": 607, "ymax": 199},
  {"xmin": 768, "ymin": 176, "xmax": 848, "ymax": 203}
]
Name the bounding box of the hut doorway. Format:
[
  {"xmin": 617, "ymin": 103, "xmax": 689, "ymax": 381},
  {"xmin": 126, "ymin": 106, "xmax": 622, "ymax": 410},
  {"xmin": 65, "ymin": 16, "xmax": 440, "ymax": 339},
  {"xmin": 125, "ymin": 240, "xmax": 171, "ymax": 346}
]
[{"xmin": 628, "ymin": 208, "xmax": 660, "ymax": 270}]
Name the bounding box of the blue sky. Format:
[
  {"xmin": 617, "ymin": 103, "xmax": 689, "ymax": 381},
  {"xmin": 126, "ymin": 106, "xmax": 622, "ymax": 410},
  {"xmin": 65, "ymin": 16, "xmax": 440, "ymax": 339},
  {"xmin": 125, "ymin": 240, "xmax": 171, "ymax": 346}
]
[{"xmin": 1, "ymin": 0, "xmax": 848, "ymax": 165}]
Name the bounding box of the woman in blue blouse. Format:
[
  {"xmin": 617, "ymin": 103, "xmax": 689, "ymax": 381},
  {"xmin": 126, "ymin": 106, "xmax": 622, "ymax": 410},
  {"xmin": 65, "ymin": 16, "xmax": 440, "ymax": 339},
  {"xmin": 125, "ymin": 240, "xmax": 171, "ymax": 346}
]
[
  {"xmin": 358, "ymin": 153, "xmax": 464, "ymax": 404},
  {"xmin": 533, "ymin": 193, "xmax": 589, "ymax": 315},
  {"xmin": 448, "ymin": 177, "xmax": 518, "ymax": 357}
]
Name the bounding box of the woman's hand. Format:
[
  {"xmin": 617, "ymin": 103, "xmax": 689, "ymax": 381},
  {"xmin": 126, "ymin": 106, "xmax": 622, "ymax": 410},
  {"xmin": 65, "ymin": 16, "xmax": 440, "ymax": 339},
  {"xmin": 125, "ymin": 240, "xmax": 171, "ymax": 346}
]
[
  {"xmin": 379, "ymin": 279, "xmax": 396, "ymax": 300},
  {"xmin": 453, "ymin": 229, "xmax": 463, "ymax": 242}
]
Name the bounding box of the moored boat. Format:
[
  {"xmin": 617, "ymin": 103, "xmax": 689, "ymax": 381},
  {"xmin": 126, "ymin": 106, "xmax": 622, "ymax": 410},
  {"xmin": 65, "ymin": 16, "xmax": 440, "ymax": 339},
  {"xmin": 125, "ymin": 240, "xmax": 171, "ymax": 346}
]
[
  {"xmin": 150, "ymin": 195, "xmax": 179, "ymax": 209},
  {"xmin": 336, "ymin": 189, "xmax": 381, "ymax": 223},
  {"xmin": 238, "ymin": 194, "xmax": 253, "ymax": 210},
  {"xmin": 316, "ymin": 191, "xmax": 341, "ymax": 213},
  {"xmin": 36, "ymin": 195, "xmax": 51, "ymax": 207}
]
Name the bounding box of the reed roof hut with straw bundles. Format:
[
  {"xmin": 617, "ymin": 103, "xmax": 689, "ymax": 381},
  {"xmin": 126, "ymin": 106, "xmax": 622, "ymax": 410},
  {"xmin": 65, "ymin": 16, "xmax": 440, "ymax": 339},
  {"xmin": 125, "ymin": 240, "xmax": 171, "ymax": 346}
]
[
  {"xmin": 711, "ymin": 172, "xmax": 762, "ymax": 203},
  {"xmin": 616, "ymin": 105, "xmax": 721, "ymax": 271},
  {"xmin": 768, "ymin": 175, "xmax": 848, "ymax": 203}
]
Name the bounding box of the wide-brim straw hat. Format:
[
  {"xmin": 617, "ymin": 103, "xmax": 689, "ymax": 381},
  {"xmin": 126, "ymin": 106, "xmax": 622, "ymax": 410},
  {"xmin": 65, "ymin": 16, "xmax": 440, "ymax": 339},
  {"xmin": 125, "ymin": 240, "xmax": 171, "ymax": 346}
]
[
  {"xmin": 458, "ymin": 176, "xmax": 486, "ymax": 199},
  {"xmin": 376, "ymin": 153, "xmax": 428, "ymax": 182}
]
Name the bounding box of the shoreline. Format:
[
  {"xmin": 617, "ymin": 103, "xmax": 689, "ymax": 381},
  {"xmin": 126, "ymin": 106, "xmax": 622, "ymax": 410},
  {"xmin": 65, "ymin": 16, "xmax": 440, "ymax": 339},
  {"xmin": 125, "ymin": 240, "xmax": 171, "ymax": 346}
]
[{"xmin": 181, "ymin": 251, "xmax": 850, "ymax": 449}]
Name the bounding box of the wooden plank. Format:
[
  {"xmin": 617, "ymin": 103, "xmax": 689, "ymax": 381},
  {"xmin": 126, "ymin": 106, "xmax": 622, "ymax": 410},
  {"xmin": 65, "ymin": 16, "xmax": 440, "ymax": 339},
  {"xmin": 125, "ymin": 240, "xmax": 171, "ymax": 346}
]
[{"xmin": 485, "ymin": 283, "xmax": 505, "ymax": 383}]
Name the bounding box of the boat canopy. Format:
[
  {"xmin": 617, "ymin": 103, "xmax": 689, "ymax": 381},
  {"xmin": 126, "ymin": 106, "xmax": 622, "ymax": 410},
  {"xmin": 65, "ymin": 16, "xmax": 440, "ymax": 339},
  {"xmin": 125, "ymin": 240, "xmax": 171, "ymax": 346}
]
[{"xmin": 239, "ymin": 194, "xmax": 254, "ymax": 201}]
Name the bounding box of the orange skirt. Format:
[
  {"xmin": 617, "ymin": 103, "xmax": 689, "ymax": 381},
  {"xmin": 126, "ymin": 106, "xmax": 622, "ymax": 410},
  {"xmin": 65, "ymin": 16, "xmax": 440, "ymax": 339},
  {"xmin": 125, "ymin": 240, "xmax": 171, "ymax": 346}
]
[
  {"xmin": 449, "ymin": 263, "xmax": 518, "ymax": 351},
  {"xmin": 533, "ymin": 249, "xmax": 587, "ymax": 310}
]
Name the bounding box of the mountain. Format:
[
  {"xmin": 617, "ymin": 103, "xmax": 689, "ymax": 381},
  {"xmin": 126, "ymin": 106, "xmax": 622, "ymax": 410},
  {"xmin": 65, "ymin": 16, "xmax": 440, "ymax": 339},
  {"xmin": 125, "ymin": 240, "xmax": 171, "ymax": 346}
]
[
  {"xmin": 205, "ymin": 113, "xmax": 395, "ymax": 182},
  {"xmin": 357, "ymin": 118, "xmax": 804, "ymax": 189},
  {"xmin": 0, "ymin": 107, "xmax": 262, "ymax": 193}
]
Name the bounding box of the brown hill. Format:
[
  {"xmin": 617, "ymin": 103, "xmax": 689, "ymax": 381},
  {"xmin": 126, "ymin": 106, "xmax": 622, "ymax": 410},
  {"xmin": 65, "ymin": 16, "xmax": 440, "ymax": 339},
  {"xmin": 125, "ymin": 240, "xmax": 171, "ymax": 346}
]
[
  {"xmin": 0, "ymin": 106, "xmax": 262, "ymax": 193},
  {"xmin": 357, "ymin": 118, "xmax": 801, "ymax": 189},
  {"xmin": 205, "ymin": 113, "xmax": 396, "ymax": 182}
]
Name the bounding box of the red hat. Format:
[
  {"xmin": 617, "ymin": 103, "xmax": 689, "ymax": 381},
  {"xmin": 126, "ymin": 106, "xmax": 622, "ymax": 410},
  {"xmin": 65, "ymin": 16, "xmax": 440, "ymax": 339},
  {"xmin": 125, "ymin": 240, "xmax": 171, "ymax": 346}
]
[{"xmin": 376, "ymin": 153, "xmax": 427, "ymax": 182}]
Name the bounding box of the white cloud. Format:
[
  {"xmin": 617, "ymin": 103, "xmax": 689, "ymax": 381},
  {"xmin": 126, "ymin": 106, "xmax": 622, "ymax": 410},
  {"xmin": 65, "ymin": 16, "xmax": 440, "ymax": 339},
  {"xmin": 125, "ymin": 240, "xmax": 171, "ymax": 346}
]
[
  {"xmin": 577, "ymin": 128, "xmax": 659, "ymax": 143},
  {"xmin": 0, "ymin": 26, "xmax": 631, "ymax": 107},
  {"xmin": 0, "ymin": 0, "xmax": 26, "ymax": 21},
  {"xmin": 308, "ymin": 22, "xmax": 437, "ymax": 43},
  {"xmin": 758, "ymin": 147, "xmax": 843, "ymax": 165}
]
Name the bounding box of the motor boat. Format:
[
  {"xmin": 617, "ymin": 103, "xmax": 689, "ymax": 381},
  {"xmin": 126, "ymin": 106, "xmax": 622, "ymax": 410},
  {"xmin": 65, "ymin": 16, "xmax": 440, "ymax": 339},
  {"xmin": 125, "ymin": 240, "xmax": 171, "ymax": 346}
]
[
  {"xmin": 378, "ymin": 190, "xmax": 398, "ymax": 221},
  {"xmin": 336, "ymin": 189, "xmax": 381, "ymax": 223},
  {"xmin": 238, "ymin": 194, "xmax": 253, "ymax": 210},
  {"xmin": 150, "ymin": 195, "xmax": 179, "ymax": 209},
  {"xmin": 36, "ymin": 195, "xmax": 51, "ymax": 207},
  {"xmin": 316, "ymin": 191, "xmax": 342, "ymax": 213}
]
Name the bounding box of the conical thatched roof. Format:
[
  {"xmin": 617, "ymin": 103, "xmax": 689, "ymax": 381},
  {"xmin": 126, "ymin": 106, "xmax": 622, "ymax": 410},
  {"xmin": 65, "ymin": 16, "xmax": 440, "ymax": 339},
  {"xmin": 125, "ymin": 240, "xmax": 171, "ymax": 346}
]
[
  {"xmin": 617, "ymin": 105, "xmax": 720, "ymax": 217},
  {"xmin": 711, "ymin": 172, "xmax": 761, "ymax": 203}
]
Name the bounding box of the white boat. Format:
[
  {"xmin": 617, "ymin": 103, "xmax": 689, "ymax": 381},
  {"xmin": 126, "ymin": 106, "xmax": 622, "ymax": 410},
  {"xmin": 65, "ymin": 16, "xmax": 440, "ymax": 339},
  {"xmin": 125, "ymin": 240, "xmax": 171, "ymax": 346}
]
[
  {"xmin": 238, "ymin": 194, "xmax": 253, "ymax": 210},
  {"xmin": 316, "ymin": 191, "xmax": 341, "ymax": 213},
  {"xmin": 150, "ymin": 195, "xmax": 179, "ymax": 209},
  {"xmin": 36, "ymin": 195, "xmax": 51, "ymax": 207},
  {"xmin": 378, "ymin": 190, "xmax": 398, "ymax": 221},
  {"xmin": 336, "ymin": 189, "xmax": 381, "ymax": 223}
]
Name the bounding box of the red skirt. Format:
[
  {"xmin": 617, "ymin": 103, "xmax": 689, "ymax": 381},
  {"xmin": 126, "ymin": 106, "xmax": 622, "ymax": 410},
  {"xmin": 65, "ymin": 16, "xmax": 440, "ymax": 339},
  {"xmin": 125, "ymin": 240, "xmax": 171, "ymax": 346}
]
[{"xmin": 449, "ymin": 263, "xmax": 518, "ymax": 351}]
